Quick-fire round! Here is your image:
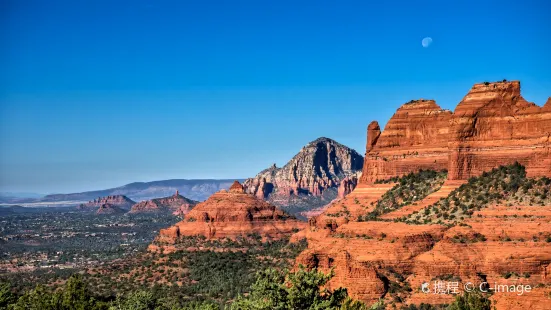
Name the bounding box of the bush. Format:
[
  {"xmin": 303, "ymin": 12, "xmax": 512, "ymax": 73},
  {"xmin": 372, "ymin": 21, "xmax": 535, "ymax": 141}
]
[
  {"xmin": 447, "ymin": 291, "xmax": 492, "ymax": 310},
  {"xmin": 230, "ymin": 266, "xmax": 352, "ymax": 310}
]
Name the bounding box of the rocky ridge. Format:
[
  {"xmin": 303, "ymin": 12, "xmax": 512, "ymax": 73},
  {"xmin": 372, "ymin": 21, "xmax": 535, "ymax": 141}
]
[
  {"xmin": 295, "ymin": 80, "xmax": 551, "ymax": 309},
  {"xmin": 77, "ymin": 195, "xmax": 135, "ymax": 211},
  {"xmin": 361, "ymin": 81, "xmax": 551, "ymax": 184},
  {"xmin": 244, "ymin": 137, "xmax": 363, "ymax": 214},
  {"xmin": 129, "ymin": 191, "xmax": 198, "ymax": 214},
  {"xmin": 95, "ymin": 203, "xmax": 125, "ymax": 215}
]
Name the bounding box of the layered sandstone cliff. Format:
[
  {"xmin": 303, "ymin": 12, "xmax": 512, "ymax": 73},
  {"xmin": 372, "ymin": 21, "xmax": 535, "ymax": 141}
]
[
  {"xmin": 77, "ymin": 195, "xmax": 135, "ymax": 211},
  {"xmin": 448, "ymin": 81, "xmax": 551, "ymax": 179},
  {"xmin": 150, "ymin": 181, "xmax": 306, "ymax": 247},
  {"xmin": 129, "ymin": 191, "xmax": 198, "ymax": 214},
  {"xmin": 296, "ymin": 80, "xmax": 551, "ymax": 308},
  {"xmin": 244, "ymin": 137, "xmax": 363, "ymax": 214},
  {"xmin": 360, "ymin": 99, "xmax": 452, "ymax": 184},
  {"xmin": 295, "ymin": 203, "xmax": 551, "ymax": 307},
  {"xmin": 360, "ymin": 81, "xmax": 551, "ymax": 183}
]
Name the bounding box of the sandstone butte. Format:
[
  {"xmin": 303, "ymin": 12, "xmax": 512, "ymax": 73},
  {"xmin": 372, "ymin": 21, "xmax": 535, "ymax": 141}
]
[
  {"xmin": 149, "ymin": 181, "xmax": 306, "ymax": 252},
  {"xmin": 128, "ymin": 190, "xmax": 198, "ymax": 215},
  {"xmin": 95, "ymin": 203, "xmax": 125, "ymax": 215},
  {"xmin": 77, "ymin": 195, "xmax": 136, "ymax": 211},
  {"xmin": 292, "ymin": 80, "xmax": 551, "ymax": 309}
]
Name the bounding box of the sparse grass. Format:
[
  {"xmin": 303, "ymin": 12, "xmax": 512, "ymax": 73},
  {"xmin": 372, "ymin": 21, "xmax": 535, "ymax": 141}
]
[{"xmin": 401, "ymin": 163, "xmax": 551, "ymax": 226}]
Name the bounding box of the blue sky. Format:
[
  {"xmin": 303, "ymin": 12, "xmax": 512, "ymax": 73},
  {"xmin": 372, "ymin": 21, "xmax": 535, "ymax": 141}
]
[{"xmin": 1, "ymin": 0, "xmax": 550, "ymax": 194}]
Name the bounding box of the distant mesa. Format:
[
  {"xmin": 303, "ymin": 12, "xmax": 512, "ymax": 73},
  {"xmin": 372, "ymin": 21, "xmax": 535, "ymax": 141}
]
[
  {"xmin": 149, "ymin": 181, "xmax": 306, "ymax": 250},
  {"xmin": 77, "ymin": 195, "xmax": 135, "ymax": 212},
  {"xmin": 129, "ymin": 190, "xmax": 198, "ymax": 214},
  {"xmin": 243, "ymin": 137, "xmax": 363, "ymax": 215},
  {"xmin": 96, "ymin": 203, "xmax": 125, "ymax": 215}
]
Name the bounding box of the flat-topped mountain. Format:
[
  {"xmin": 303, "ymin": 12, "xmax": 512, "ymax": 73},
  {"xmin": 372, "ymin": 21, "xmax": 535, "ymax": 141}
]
[
  {"xmin": 129, "ymin": 191, "xmax": 198, "ymax": 214},
  {"xmin": 77, "ymin": 195, "xmax": 135, "ymax": 211},
  {"xmin": 150, "ymin": 181, "xmax": 306, "ymax": 251},
  {"xmin": 243, "ymin": 137, "xmax": 363, "ymax": 215}
]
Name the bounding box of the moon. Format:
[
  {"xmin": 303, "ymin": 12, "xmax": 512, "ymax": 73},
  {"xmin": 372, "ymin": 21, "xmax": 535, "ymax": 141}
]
[{"xmin": 422, "ymin": 37, "xmax": 433, "ymax": 48}]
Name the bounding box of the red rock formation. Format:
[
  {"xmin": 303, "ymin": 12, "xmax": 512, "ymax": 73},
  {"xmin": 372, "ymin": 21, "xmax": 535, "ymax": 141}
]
[
  {"xmin": 96, "ymin": 203, "xmax": 124, "ymax": 215},
  {"xmin": 360, "ymin": 99, "xmax": 452, "ymax": 184},
  {"xmin": 229, "ymin": 180, "xmax": 244, "ymax": 193},
  {"xmin": 295, "ymin": 206, "xmax": 551, "ymax": 305},
  {"xmin": 294, "ymin": 80, "xmax": 551, "ymax": 307},
  {"xmin": 310, "ymin": 182, "xmax": 396, "ymax": 230},
  {"xmin": 366, "ymin": 121, "xmax": 381, "ymax": 153},
  {"xmin": 448, "ymin": 81, "xmax": 551, "ymax": 180},
  {"xmin": 543, "ymin": 97, "xmax": 551, "ymax": 111},
  {"xmin": 337, "ymin": 175, "xmax": 359, "ymax": 199},
  {"xmin": 129, "ymin": 191, "xmax": 197, "ymax": 214},
  {"xmin": 360, "ymin": 81, "xmax": 551, "ymax": 183},
  {"xmin": 172, "ymin": 204, "xmax": 194, "ymax": 217},
  {"xmin": 77, "ymin": 195, "xmax": 135, "ymax": 211},
  {"xmin": 298, "ymin": 173, "xmax": 362, "ymax": 219},
  {"xmin": 150, "ymin": 181, "xmax": 306, "ymax": 247}
]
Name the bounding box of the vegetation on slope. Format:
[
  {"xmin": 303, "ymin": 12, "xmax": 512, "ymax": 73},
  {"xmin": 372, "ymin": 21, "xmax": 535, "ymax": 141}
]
[
  {"xmin": 358, "ymin": 170, "xmax": 447, "ymax": 221},
  {"xmin": 0, "ymin": 236, "xmax": 308, "ymax": 308},
  {"xmin": 0, "ymin": 267, "xmax": 385, "ymax": 310},
  {"xmin": 0, "ymin": 271, "xmax": 496, "ymax": 310},
  {"xmin": 401, "ymin": 163, "xmax": 551, "ymax": 225}
]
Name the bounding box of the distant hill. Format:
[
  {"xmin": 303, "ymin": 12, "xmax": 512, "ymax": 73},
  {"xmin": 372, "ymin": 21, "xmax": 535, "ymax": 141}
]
[
  {"xmin": 1, "ymin": 179, "xmax": 243, "ymax": 205},
  {"xmin": 0, "ymin": 205, "xmax": 71, "ymax": 216},
  {"xmin": 129, "ymin": 191, "xmax": 198, "ymax": 214}
]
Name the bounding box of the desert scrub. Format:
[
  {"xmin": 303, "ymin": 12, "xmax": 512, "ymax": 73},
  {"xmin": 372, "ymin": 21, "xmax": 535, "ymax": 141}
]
[
  {"xmin": 358, "ymin": 169, "xmax": 447, "ymax": 221},
  {"xmin": 402, "ymin": 162, "xmax": 551, "ymax": 225}
]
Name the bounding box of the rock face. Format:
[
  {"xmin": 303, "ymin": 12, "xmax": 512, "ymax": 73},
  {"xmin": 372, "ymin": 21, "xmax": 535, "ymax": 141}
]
[
  {"xmin": 96, "ymin": 203, "xmax": 125, "ymax": 215},
  {"xmin": 244, "ymin": 137, "xmax": 363, "ymax": 214},
  {"xmin": 295, "ymin": 205, "xmax": 551, "ymax": 307},
  {"xmin": 151, "ymin": 181, "xmax": 306, "ymax": 246},
  {"xmin": 129, "ymin": 191, "xmax": 198, "ymax": 214},
  {"xmin": 361, "ymin": 99, "xmax": 452, "ymax": 184},
  {"xmin": 448, "ymin": 81, "xmax": 551, "ymax": 180},
  {"xmin": 77, "ymin": 195, "xmax": 135, "ymax": 211},
  {"xmin": 294, "ymin": 80, "xmax": 551, "ymax": 308},
  {"xmin": 361, "ymin": 81, "xmax": 551, "ymax": 183},
  {"xmin": 337, "ymin": 174, "xmax": 360, "ymax": 199}
]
